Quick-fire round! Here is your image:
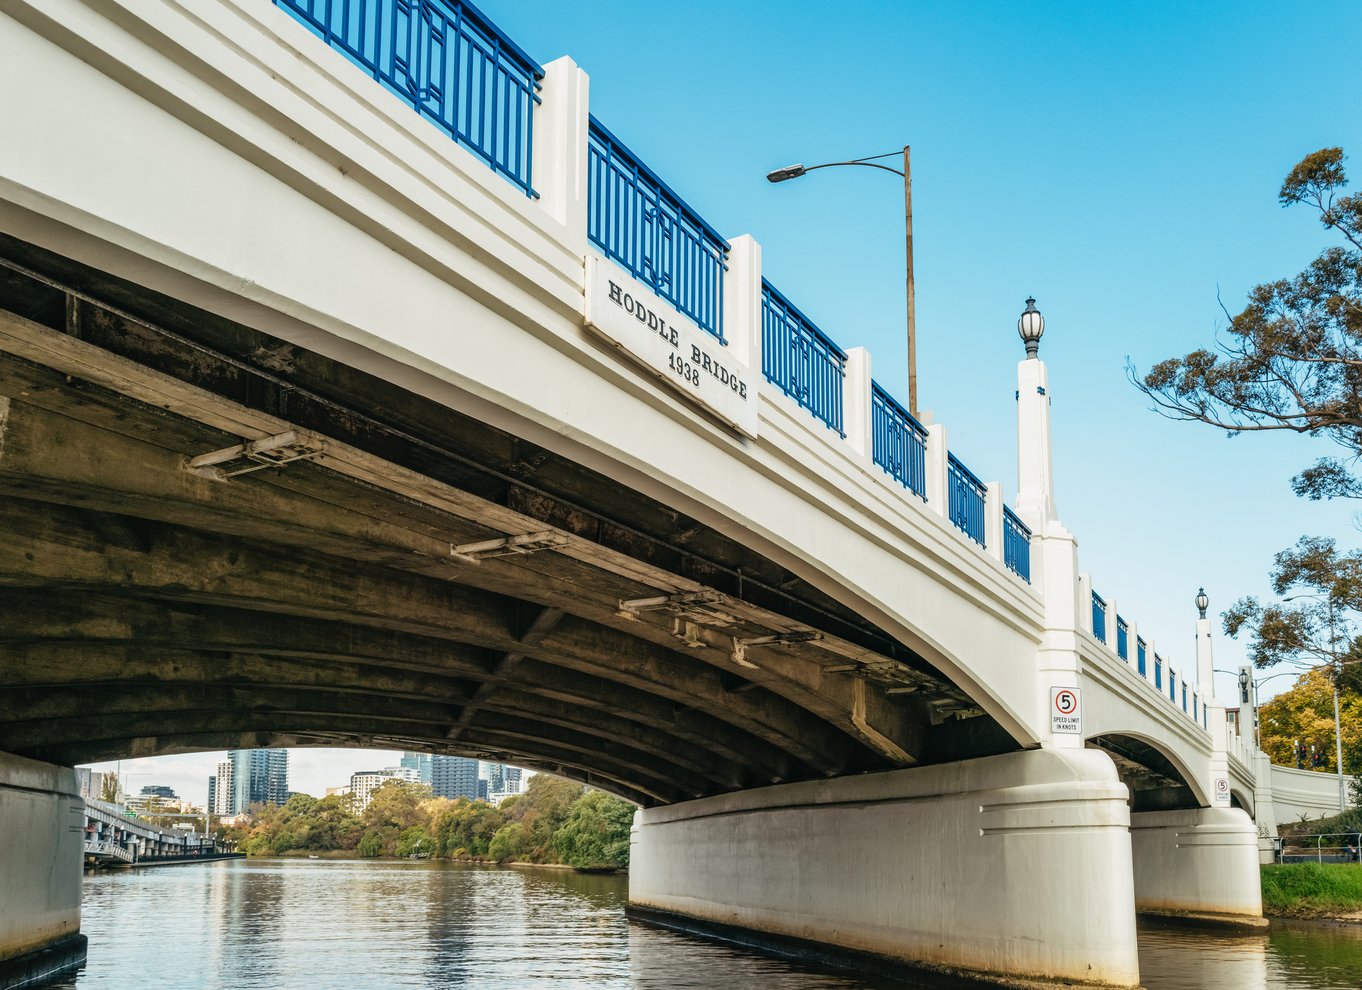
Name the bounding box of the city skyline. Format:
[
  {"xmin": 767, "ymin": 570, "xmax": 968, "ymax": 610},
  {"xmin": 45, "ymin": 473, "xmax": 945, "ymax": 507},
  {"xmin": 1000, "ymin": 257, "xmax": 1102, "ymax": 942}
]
[{"xmin": 80, "ymin": 749, "xmax": 535, "ymax": 811}]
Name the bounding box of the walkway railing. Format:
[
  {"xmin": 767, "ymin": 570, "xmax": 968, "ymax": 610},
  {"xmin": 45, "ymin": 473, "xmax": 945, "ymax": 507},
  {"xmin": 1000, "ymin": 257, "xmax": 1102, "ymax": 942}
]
[
  {"xmin": 1002, "ymin": 507, "xmax": 1030, "ymax": 581},
  {"xmin": 1116, "ymin": 615, "xmax": 1128, "ymax": 661},
  {"xmin": 1091, "ymin": 591, "xmax": 1107, "ymax": 645},
  {"xmin": 947, "ymin": 454, "xmax": 986, "ymax": 547},
  {"xmin": 870, "ymin": 382, "xmax": 926, "ymax": 498},
  {"xmin": 274, "ymin": 0, "xmax": 542, "ymax": 196},
  {"xmin": 588, "ymin": 117, "xmax": 729, "ymax": 341},
  {"xmin": 760, "ymin": 280, "xmax": 846, "ymax": 434}
]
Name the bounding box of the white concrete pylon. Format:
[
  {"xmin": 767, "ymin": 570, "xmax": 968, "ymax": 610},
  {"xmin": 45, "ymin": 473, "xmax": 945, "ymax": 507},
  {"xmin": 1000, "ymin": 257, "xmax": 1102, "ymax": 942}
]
[
  {"xmin": 1196, "ymin": 615, "xmax": 1215, "ymax": 703},
  {"xmin": 1015, "ymin": 357, "xmax": 1056, "ymax": 528},
  {"xmin": 1017, "ymin": 355, "xmax": 1083, "ymax": 746}
]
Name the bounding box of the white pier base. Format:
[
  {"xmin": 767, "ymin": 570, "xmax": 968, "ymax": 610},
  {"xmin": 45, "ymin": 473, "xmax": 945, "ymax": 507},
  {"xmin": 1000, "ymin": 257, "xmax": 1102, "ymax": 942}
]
[
  {"xmin": 629, "ymin": 749, "xmax": 1141, "ymax": 988},
  {"xmin": 0, "ymin": 752, "xmax": 86, "ymax": 989},
  {"xmin": 1130, "ymin": 807, "xmax": 1266, "ymax": 927}
]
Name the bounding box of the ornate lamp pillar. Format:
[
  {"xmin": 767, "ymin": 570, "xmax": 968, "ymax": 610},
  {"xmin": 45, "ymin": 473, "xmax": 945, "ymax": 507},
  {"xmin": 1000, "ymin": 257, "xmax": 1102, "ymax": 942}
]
[{"xmin": 1015, "ymin": 298, "xmax": 1082, "ymax": 747}]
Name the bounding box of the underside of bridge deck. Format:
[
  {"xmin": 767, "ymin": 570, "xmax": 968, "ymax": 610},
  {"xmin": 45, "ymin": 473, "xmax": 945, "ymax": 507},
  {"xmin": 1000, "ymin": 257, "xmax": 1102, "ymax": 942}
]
[{"xmin": 0, "ymin": 235, "xmax": 1017, "ymax": 804}]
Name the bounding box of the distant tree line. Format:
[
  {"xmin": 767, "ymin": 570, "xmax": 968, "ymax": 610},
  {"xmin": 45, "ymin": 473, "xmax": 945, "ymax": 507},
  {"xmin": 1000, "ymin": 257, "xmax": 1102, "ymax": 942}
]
[{"xmin": 224, "ymin": 774, "xmax": 635, "ymax": 870}]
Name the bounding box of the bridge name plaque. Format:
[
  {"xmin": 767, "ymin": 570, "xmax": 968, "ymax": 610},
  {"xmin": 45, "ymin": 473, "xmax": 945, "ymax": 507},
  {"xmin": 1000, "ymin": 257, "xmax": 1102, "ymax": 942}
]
[{"xmin": 584, "ymin": 254, "xmax": 758, "ymax": 438}]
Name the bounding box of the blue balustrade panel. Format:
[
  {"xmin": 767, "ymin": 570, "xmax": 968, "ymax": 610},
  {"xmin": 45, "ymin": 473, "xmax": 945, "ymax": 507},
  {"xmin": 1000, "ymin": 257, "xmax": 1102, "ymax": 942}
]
[
  {"xmin": 1193, "ymin": 694, "xmax": 1198, "ymax": 720},
  {"xmin": 275, "ymin": 0, "xmax": 542, "ymax": 196},
  {"xmin": 1002, "ymin": 507, "xmax": 1031, "ymax": 582},
  {"xmin": 1182, "ymin": 683, "xmax": 1188, "ymax": 712},
  {"xmin": 761, "ymin": 280, "xmax": 846, "ymax": 433},
  {"xmin": 1137, "ymin": 637, "xmax": 1147, "ymax": 676},
  {"xmin": 1116, "ymin": 616, "xmax": 1129, "ymax": 661},
  {"xmin": 946, "ymin": 454, "xmax": 986, "ymax": 546},
  {"xmin": 1153, "ymin": 651, "xmax": 1162, "ymax": 688},
  {"xmin": 1091, "ymin": 591, "xmax": 1107, "ymax": 644},
  {"xmin": 870, "ymin": 383, "xmax": 927, "ymax": 497},
  {"xmin": 588, "ymin": 117, "xmax": 729, "ymax": 341},
  {"xmin": 1168, "ymin": 667, "xmax": 1177, "ymax": 701}
]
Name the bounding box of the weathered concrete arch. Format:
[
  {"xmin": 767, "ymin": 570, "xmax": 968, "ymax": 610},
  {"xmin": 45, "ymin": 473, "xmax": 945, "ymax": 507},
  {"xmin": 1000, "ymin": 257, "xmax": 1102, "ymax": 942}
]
[
  {"xmin": 1087, "ymin": 732, "xmax": 1212, "ymax": 810},
  {"xmin": 0, "ymin": 239, "xmax": 1030, "ymax": 808},
  {"xmin": 1230, "ymin": 788, "xmax": 1255, "ymax": 819}
]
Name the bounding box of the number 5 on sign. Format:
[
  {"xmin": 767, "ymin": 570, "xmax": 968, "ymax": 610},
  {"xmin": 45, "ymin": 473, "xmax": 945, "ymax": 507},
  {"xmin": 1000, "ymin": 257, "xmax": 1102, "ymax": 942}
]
[{"xmin": 1051, "ymin": 686, "xmax": 1082, "ymax": 734}]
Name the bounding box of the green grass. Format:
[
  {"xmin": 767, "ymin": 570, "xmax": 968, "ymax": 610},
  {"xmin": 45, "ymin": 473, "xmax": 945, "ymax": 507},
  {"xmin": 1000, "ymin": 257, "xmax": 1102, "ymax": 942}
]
[{"xmin": 1262, "ymin": 863, "xmax": 1362, "ymax": 917}]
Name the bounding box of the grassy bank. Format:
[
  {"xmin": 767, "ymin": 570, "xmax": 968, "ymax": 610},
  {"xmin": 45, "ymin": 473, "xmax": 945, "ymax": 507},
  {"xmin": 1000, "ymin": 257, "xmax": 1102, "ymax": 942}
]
[{"xmin": 1262, "ymin": 863, "xmax": 1362, "ymax": 918}]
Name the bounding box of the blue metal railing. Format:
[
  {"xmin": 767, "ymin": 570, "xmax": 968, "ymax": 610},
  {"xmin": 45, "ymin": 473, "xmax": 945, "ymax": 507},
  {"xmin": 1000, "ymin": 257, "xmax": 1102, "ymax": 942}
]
[
  {"xmin": 1116, "ymin": 616, "xmax": 1129, "ymax": 661},
  {"xmin": 1137, "ymin": 636, "xmax": 1147, "ymax": 676},
  {"xmin": 870, "ymin": 383, "xmax": 926, "ymax": 498},
  {"xmin": 1002, "ymin": 507, "xmax": 1031, "ymax": 582},
  {"xmin": 1154, "ymin": 651, "xmax": 1162, "ymax": 688},
  {"xmin": 1168, "ymin": 666, "xmax": 1177, "ymax": 701},
  {"xmin": 1182, "ymin": 683, "xmax": 1188, "ymax": 712},
  {"xmin": 588, "ymin": 117, "xmax": 729, "ymax": 340},
  {"xmin": 761, "ymin": 280, "xmax": 846, "ymax": 433},
  {"xmin": 275, "ymin": 0, "xmax": 542, "ymax": 196},
  {"xmin": 1091, "ymin": 591, "xmax": 1107, "ymax": 644},
  {"xmin": 947, "ymin": 454, "xmax": 986, "ymax": 546}
]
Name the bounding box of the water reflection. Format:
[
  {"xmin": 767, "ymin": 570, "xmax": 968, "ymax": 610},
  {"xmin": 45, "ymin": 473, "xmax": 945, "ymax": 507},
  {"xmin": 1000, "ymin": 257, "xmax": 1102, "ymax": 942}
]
[{"xmin": 53, "ymin": 860, "xmax": 1362, "ymax": 989}]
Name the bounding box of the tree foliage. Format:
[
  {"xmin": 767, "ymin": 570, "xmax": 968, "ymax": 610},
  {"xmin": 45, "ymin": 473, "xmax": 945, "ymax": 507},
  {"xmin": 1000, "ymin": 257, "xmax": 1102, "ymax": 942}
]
[
  {"xmin": 222, "ymin": 774, "xmax": 637, "ymax": 869},
  {"xmin": 551, "ymin": 790, "xmax": 635, "ymax": 869},
  {"xmin": 1134, "ymin": 148, "xmax": 1362, "ymax": 499},
  {"xmin": 1223, "ymin": 537, "xmax": 1362, "ymax": 671},
  {"xmin": 1257, "ymin": 667, "xmax": 1362, "ymax": 774}
]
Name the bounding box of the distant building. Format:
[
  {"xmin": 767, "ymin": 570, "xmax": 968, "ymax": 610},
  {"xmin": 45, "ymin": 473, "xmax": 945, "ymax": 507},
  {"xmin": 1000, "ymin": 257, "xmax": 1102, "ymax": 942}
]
[
  {"xmin": 139, "ymin": 784, "xmax": 177, "ymax": 800},
  {"xmin": 431, "ymin": 755, "xmax": 480, "ymax": 801},
  {"xmin": 325, "ymin": 785, "xmax": 351, "ymax": 798},
  {"xmin": 349, "ymin": 767, "xmax": 420, "ymax": 812},
  {"xmin": 487, "ymin": 768, "xmax": 523, "ymax": 806},
  {"xmin": 399, "ymin": 752, "xmax": 433, "ymax": 784},
  {"xmin": 75, "ymin": 768, "xmax": 104, "ymax": 801},
  {"xmin": 212, "ymin": 759, "xmax": 234, "ymax": 815},
  {"xmin": 228, "ymin": 749, "xmax": 288, "ymax": 814},
  {"xmin": 481, "ymin": 762, "xmax": 525, "ymax": 805},
  {"xmin": 207, "ymin": 775, "xmax": 216, "ymax": 813}
]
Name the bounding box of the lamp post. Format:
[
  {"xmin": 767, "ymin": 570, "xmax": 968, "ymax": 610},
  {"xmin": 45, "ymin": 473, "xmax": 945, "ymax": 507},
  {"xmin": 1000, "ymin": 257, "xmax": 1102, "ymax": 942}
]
[
  {"xmin": 1018, "ymin": 297, "xmax": 1045, "ymax": 358},
  {"xmin": 766, "ymin": 147, "xmax": 917, "ymax": 415}
]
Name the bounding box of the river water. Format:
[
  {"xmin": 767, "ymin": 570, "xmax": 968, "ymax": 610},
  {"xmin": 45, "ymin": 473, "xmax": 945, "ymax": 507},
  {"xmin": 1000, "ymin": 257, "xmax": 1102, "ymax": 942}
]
[{"xmin": 48, "ymin": 859, "xmax": 1362, "ymax": 989}]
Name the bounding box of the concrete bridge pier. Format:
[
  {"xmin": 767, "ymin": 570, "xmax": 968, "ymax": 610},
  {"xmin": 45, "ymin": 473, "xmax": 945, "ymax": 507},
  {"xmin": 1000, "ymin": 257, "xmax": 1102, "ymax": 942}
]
[
  {"xmin": 628, "ymin": 748, "xmax": 1141, "ymax": 989},
  {"xmin": 1130, "ymin": 807, "xmax": 1265, "ymax": 927},
  {"xmin": 0, "ymin": 752, "xmax": 85, "ymax": 990}
]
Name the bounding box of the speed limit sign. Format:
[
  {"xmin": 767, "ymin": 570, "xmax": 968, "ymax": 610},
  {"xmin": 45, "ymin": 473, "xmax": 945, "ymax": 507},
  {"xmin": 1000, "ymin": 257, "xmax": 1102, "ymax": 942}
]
[
  {"xmin": 1051, "ymin": 687, "xmax": 1082, "ymax": 734},
  {"xmin": 1214, "ymin": 776, "xmax": 1231, "ymax": 805}
]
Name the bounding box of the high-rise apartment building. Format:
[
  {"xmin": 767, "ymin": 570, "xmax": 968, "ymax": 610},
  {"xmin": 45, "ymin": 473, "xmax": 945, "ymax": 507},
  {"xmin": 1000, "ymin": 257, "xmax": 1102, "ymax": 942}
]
[
  {"xmin": 228, "ymin": 749, "xmax": 288, "ymax": 813},
  {"xmin": 212, "ymin": 759, "xmax": 234, "ymax": 815},
  {"xmin": 399, "ymin": 752, "xmax": 433, "ymax": 784},
  {"xmin": 349, "ymin": 766, "xmax": 420, "ymax": 812},
  {"xmin": 431, "ymin": 755, "xmax": 480, "ymax": 801}
]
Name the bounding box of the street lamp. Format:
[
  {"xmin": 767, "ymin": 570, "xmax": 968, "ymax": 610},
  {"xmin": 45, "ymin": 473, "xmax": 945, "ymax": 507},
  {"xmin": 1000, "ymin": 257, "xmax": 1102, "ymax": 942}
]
[
  {"xmin": 1018, "ymin": 297, "xmax": 1044, "ymax": 358},
  {"xmin": 766, "ymin": 147, "xmax": 918, "ymax": 415},
  {"xmin": 1196, "ymin": 587, "xmax": 1209, "ymax": 619}
]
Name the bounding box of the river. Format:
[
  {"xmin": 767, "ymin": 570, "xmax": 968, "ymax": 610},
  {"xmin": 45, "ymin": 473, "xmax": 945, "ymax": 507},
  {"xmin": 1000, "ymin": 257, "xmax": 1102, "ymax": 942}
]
[{"xmin": 47, "ymin": 859, "xmax": 1362, "ymax": 989}]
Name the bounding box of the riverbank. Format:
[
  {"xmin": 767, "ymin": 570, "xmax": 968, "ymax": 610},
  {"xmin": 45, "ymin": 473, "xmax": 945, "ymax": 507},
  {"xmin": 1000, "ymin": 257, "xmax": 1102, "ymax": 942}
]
[
  {"xmin": 265, "ymin": 849, "xmax": 624, "ymax": 873},
  {"xmin": 1262, "ymin": 863, "xmax": 1362, "ymax": 920}
]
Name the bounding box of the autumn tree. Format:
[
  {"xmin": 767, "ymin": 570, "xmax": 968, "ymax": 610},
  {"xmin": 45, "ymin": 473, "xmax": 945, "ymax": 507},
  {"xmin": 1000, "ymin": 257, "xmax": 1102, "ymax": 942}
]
[
  {"xmin": 1134, "ymin": 147, "xmax": 1362, "ymax": 500},
  {"xmin": 1257, "ymin": 666, "xmax": 1362, "ymax": 773}
]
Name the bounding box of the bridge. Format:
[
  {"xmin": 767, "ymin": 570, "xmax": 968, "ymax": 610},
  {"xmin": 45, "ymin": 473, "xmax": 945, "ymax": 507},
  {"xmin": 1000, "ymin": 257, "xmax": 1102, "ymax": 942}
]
[
  {"xmin": 0, "ymin": 1, "xmax": 1342, "ymax": 987},
  {"xmin": 81, "ymin": 798, "xmax": 217, "ymax": 866}
]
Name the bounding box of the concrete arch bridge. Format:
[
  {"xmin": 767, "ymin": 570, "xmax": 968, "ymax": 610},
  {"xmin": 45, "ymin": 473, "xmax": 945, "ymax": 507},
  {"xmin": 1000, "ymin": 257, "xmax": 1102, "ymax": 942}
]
[{"xmin": 0, "ymin": 2, "xmax": 1327, "ymax": 988}]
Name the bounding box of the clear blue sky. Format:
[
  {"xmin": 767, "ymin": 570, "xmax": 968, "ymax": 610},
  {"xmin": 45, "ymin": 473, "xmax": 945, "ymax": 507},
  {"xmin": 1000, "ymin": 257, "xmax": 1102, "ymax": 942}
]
[{"xmin": 87, "ymin": 0, "xmax": 1362, "ymax": 800}]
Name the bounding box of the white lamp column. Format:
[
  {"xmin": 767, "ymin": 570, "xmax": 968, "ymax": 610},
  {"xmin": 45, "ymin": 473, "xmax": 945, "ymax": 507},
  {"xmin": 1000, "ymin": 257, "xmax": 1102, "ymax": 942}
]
[{"xmin": 1016, "ymin": 298, "xmax": 1083, "ymax": 748}]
